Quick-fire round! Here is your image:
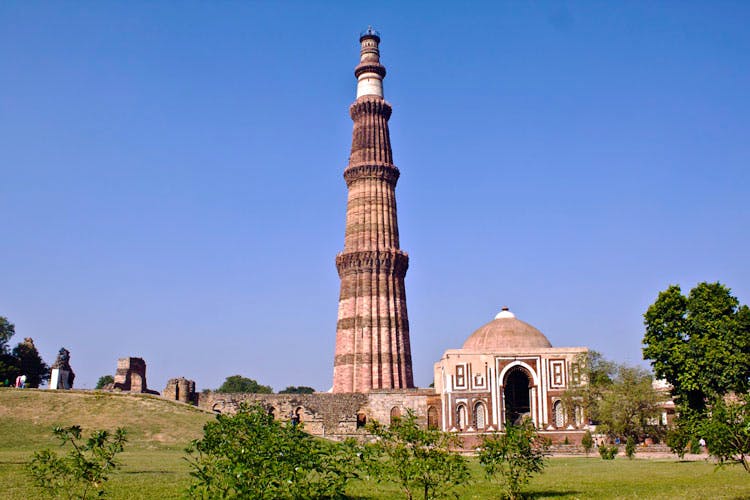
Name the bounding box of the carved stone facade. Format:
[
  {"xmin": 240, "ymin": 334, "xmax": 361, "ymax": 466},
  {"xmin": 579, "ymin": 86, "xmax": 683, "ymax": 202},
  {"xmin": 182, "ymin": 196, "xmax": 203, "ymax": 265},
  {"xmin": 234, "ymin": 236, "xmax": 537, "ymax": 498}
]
[
  {"xmin": 434, "ymin": 308, "xmax": 588, "ymax": 447},
  {"xmin": 162, "ymin": 377, "xmax": 197, "ymax": 405},
  {"xmin": 333, "ymin": 28, "xmax": 414, "ymax": 393}
]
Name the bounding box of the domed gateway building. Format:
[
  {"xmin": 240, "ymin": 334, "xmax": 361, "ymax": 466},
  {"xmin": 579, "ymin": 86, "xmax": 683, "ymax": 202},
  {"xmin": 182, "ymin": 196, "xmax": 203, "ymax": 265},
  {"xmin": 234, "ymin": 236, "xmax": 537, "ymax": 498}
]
[{"xmin": 434, "ymin": 307, "xmax": 588, "ymax": 445}]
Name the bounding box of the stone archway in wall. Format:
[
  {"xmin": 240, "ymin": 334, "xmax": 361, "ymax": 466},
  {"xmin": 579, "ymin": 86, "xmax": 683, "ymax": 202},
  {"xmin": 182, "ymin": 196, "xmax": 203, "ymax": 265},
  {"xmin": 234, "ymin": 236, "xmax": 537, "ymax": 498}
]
[{"xmin": 503, "ymin": 366, "xmax": 531, "ymax": 425}]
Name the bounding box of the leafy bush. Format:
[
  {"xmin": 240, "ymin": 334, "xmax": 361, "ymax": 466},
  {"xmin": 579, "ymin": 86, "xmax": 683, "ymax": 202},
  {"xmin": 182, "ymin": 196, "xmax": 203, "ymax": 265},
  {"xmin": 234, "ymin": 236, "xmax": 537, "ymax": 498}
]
[
  {"xmin": 598, "ymin": 444, "xmax": 617, "ymax": 460},
  {"xmin": 367, "ymin": 409, "xmax": 469, "ymax": 500},
  {"xmin": 95, "ymin": 375, "xmax": 114, "ymax": 389},
  {"xmin": 186, "ymin": 403, "xmax": 362, "ymax": 498},
  {"xmin": 581, "ymin": 431, "xmax": 594, "ymax": 456},
  {"xmin": 28, "ymin": 425, "xmax": 127, "ymax": 499},
  {"xmin": 698, "ymin": 395, "xmax": 750, "ymax": 473},
  {"xmin": 478, "ymin": 419, "xmax": 549, "ymax": 500},
  {"xmin": 625, "ymin": 436, "xmax": 636, "ymax": 459}
]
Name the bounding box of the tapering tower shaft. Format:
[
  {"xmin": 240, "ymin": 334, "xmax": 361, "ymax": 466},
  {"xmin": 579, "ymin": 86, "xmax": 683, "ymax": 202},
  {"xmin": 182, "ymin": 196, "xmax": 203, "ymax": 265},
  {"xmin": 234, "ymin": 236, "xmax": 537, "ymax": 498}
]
[{"xmin": 333, "ymin": 29, "xmax": 414, "ymax": 393}]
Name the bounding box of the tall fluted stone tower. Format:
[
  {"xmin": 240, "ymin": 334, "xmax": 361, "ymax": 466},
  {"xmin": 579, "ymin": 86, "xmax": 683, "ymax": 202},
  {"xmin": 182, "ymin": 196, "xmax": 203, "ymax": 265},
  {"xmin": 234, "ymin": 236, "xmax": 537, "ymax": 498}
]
[{"xmin": 332, "ymin": 28, "xmax": 414, "ymax": 393}]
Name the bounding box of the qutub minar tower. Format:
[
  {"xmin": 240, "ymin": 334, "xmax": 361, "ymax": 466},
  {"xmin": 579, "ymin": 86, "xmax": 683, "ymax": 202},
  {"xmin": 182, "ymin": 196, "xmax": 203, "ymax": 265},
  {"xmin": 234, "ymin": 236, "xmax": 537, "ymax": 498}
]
[{"xmin": 332, "ymin": 28, "xmax": 415, "ymax": 393}]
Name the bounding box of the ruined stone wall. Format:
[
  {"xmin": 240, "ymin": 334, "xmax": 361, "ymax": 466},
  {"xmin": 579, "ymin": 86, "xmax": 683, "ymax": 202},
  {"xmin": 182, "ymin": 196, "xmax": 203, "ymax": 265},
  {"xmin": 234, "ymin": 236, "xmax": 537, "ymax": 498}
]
[
  {"xmin": 199, "ymin": 389, "xmax": 434, "ymax": 440},
  {"xmin": 110, "ymin": 357, "xmax": 158, "ymax": 395},
  {"xmin": 163, "ymin": 377, "xmax": 197, "ymax": 405}
]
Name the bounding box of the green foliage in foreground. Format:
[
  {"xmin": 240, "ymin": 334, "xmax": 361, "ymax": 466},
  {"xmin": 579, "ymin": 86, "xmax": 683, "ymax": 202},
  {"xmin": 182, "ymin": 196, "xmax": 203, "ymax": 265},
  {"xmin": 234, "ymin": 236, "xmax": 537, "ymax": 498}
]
[
  {"xmin": 700, "ymin": 394, "xmax": 750, "ymax": 473},
  {"xmin": 478, "ymin": 419, "xmax": 548, "ymax": 500},
  {"xmin": 185, "ymin": 403, "xmax": 362, "ymax": 499},
  {"xmin": 28, "ymin": 425, "xmax": 127, "ymax": 499},
  {"xmin": 367, "ymin": 410, "xmax": 469, "ymax": 500},
  {"xmin": 598, "ymin": 444, "xmax": 618, "ymax": 460},
  {"xmin": 581, "ymin": 430, "xmax": 593, "ymax": 456}
]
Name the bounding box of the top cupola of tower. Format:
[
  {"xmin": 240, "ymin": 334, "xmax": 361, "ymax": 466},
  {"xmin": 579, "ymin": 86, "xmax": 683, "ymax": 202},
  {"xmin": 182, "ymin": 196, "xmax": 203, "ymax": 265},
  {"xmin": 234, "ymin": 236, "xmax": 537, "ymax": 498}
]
[
  {"xmin": 360, "ymin": 26, "xmax": 380, "ymax": 43},
  {"xmin": 356, "ymin": 26, "xmax": 386, "ymax": 98}
]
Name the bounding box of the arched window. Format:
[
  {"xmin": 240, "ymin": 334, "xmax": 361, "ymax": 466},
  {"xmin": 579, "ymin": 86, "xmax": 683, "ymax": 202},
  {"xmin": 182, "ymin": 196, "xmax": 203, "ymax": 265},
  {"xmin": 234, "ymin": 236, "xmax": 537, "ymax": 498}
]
[
  {"xmin": 427, "ymin": 406, "xmax": 439, "ymax": 430},
  {"xmin": 503, "ymin": 367, "xmax": 531, "ymax": 425},
  {"xmin": 474, "ymin": 402, "xmax": 486, "ymax": 430},
  {"xmin": 356, "ymin": 412, "xmax": 367, "ymax": 429},
  {"xmin": 390, "ymin": 406, "xmax": 401, "ymax": 425},
  {"xmin": 456, "ymin": 404, "xmax": 467, "ymax": 430},
  {"xmin": 553, "ymin": 400, "xmax": 564, "ymax": 428}
]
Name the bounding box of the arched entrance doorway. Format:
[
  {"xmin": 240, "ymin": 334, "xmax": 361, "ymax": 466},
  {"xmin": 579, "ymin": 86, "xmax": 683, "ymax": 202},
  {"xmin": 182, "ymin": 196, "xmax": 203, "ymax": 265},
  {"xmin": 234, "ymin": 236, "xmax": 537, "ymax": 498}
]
[{"xmin": 503, "ymin": 367, "xmax": 531, "ymax": 425}]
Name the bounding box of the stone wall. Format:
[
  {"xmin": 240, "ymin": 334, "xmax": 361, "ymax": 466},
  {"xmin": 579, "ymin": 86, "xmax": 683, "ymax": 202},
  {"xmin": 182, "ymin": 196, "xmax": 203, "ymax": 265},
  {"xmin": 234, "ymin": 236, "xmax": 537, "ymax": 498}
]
[
  {"xmin": 109, "ymin": 357, "xmax": 159, "ymax": 395},
  {"xmin": 199, "ymin": 389, "xmax": 434, "ymax": 440},
  {"xmin": 162, "ymin": 377, "xmax": 197, "ymax": 405}
]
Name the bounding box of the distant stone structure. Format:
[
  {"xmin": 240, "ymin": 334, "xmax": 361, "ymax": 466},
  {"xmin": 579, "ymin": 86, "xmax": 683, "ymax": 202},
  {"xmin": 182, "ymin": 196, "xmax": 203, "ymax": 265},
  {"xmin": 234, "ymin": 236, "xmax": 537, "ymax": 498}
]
[
  {"xmin": 49, "ymin": 347, "xmax": 75, "ymax": 390},
  {"xmin": 199, "ymin": 389, "xmax": 438, "ymax": 440},
  {"xmin": 163, "ymin": 377, "xmax": 197, "ymax": 405},
  {"xmin": 106, "ymin": 357, "xmax": 159, "ymax": 394}
]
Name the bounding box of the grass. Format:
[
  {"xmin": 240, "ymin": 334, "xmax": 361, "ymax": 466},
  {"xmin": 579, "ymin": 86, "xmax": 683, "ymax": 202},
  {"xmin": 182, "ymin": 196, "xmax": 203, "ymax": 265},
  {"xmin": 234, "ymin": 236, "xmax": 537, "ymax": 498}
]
[{"xmin": 1, "ymin": 388, "xmax": 749, "ymax": 499}]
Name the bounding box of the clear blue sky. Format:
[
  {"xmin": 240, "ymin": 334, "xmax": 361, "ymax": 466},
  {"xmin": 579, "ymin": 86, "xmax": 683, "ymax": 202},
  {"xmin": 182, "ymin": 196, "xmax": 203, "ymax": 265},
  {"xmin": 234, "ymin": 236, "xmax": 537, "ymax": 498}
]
[{"xmin": 2, "ymin": 2, "xmax": 748, "ymax": 391}]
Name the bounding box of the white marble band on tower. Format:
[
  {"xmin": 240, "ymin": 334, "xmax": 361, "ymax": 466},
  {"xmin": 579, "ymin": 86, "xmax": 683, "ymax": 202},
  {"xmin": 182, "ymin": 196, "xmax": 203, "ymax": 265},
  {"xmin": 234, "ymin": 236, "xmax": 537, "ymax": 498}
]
[{"xmin": 356, "ymin": 27, "xmax": 385, "ymax": 98}]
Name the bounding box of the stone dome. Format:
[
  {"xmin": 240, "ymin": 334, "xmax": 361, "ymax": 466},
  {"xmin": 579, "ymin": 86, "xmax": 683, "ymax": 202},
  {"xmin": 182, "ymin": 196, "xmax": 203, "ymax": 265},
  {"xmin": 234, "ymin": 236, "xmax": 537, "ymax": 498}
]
[{"xmin": 462, "ymin": 307, "xmax": 552, "ymax": 350}]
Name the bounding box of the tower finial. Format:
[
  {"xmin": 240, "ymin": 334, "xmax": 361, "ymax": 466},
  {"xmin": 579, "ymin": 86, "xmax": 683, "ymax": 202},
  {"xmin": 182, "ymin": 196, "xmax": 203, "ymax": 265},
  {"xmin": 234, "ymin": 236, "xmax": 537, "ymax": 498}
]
[{"xmin": 355, "ymin": 27, "xmax": 385, "ymax": 98}]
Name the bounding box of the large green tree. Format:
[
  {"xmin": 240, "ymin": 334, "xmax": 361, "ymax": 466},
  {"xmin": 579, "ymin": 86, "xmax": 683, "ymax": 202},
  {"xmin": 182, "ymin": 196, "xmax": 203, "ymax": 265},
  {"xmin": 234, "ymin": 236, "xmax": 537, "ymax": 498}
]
[
  {"xmin": 216, "ymin": 375, "xmax": 272, "ymax": 394},
  {"xmin": 643, "ymin": 282, "xmax": 750, "ymax": 411},
  {"xmin": 12, "ymin": 338, "xmax": 50, "ymax": 388},
  {"xmin": 0, "ymin": 316, "xmax": 18, "ymax": 385},
  {"xmin": 643, "ymin": 282, "xmax": 750, "ymax": 470}
]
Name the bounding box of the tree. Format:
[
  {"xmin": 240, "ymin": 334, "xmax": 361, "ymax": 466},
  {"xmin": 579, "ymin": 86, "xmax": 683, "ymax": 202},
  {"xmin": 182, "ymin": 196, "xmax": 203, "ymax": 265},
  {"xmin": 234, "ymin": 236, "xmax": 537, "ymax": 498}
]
[
  {"xmin": 595, "ymin": 365, "xmax": 663, "ymax": 442},
  {"xmin": 698, "ymin": 394, "xmax": 750, "ymax": 473},
  {"xmin": 644, "ymin": 282, "xmax": 750, "ymax": 467},
  {"xmin": 561, "ymin": 351, "xmax": 617, "ymax": 426},
  {"xmin": 95, "ymin": 375, "xmax": 114, "ymax": 389},
  {"xmin": 0, "ymin": 316, "xmax": 18, "ymax": 385},
  {"xmin": 185, "ymin": 403, "xmax": 362, "ymax": 498},
  {"xmin": 563, "ymin": 352, "xmax": 662, "ymax": 442},
  {"xmin": 581, "ymin": 430, "xmax": 594, "ymax": 456},
  {"xmin": 28, "ymin": 425, "xmax": 127, "ymax": 499},
  {"xmin": 478, "ymin": 419, "xmax": 549, "ymax": 500},
  {"xmin": 643, "ymin": 282, "xmax": 750, "ymax": 412},
  {"xmin": 12, "ymin": 338, "xmax": 50, "ymax": 388},
  {"xmin": 216, "ymin": 375, "xmax": 272, "ymax": 394},
  {"xmin": 278, "ymin": 385, "xmax": 315, "ymax": 394},
  {"xmin": 367, "ymin": 409, "xmax": 469, "ymax": 500}
]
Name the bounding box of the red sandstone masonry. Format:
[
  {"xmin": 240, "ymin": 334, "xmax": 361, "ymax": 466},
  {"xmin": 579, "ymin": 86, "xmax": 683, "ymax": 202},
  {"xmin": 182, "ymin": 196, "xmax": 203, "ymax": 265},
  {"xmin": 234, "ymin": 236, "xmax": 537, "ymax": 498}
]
[{"xmin": 333, "ymin": 32, "xmax": 414, "ymax": 393}]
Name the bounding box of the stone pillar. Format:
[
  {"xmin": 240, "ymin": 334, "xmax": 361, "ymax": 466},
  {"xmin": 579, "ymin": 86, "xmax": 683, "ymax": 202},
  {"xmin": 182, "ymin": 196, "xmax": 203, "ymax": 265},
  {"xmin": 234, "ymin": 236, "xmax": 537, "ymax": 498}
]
[{"xmin": 333, "ymin": 28, "xmax": 414, "ymax": 393}]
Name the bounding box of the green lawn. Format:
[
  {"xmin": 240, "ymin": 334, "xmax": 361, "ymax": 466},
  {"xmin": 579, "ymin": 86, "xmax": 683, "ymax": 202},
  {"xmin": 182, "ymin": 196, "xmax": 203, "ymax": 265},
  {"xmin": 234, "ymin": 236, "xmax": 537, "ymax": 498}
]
[{"xmin": 2, "ymin": 389, "xmax": 749, "ymax": 499}]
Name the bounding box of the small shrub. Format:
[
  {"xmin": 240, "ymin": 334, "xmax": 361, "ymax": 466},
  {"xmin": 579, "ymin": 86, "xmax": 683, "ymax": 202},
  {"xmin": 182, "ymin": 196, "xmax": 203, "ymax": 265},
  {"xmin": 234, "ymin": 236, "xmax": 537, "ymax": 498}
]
[
  {"xmin": 563, "ymin": 435, "xmax": 570, "ymax": 445},
  {"xmin": 478, "ymin": 419, "xmax": 549, "ymax": 500},
  {"xmin": 367, "ymin": 409, "xmax": 469, "ymax": 500},
  {"xmin": 625, "ymin": 436, "xmax": 636, "ymax": 459},
  {"xmin": 581, "ymin": 431, "xmax": 593, "ymax": 456},
  {"xmin": 28, "ymin": 425, "xmax": 127, "ymax": 499},
  {"xmin": 598, "ymin": 444, "xmax": 617, "ymax": 460}
]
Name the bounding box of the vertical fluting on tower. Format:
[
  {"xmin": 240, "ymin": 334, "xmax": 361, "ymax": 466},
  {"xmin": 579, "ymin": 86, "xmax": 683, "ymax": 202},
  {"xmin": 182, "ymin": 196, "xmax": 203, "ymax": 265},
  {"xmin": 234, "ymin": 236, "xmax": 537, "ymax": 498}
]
[{"xmin": 332, "ymin": 28, "xmax": 414, "ymax": 393}]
